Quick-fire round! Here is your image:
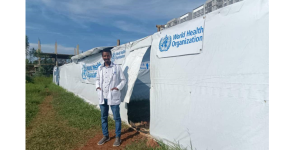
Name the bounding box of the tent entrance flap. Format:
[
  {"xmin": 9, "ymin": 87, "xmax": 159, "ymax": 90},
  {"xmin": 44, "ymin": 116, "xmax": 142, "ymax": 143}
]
[{"xmin": 121, "ymin": 46, "xmax": 149, "ymax": 103}]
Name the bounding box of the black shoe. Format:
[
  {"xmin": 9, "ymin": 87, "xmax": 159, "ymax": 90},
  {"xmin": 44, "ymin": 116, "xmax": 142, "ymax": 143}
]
[
  {"xmin": 113, "ymin": 137, "xmax": 121, "ymax": 147},
  {"xmin": 97, "ymin": 136, "xmax": 110, "ymax": 145}
]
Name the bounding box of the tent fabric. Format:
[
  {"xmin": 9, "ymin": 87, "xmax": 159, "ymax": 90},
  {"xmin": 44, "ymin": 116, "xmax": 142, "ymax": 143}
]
[
  {"xmin": 111, "ymin": 44, "xmax": 127, "ymax": 65},
  {"xmin": 131, "ymin": 47, "xmax": 151, "ymax": 100},
  {"xmin": 56, "ymin": 39, "xmax": 152, "ymax": 123},
  {"xmin": 130, "ymin": 36, "xmax": 152, "ymax": 51},
  {"xmin": 121, "ymin": 46, "xmax": 149, "ymax": 103},
  {"xmin": 54, "ymin": 0, "xmax": 268, "ymax": 149},
  {"xmin": 79, "ymin": 52, "xmax": 103, "ymax": 84},
  {"xmin": 71, "ymin": 46, "xmax": 113, "ymax": 63},
  {"xmin": 53, "ymin": 66, "xmax": 59, "ymax": 85},
  {"xmin": 149, "ymin": 0, "xmax": 268, "ymax": 149}
]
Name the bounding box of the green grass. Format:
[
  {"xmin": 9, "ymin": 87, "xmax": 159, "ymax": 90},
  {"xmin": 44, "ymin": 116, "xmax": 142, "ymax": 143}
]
[
  {"xmin": 48, "ymin": 83, "xmax": 128, "ymax": 130},
  {"xmin": 26, "ymin": 76, "xmax": 190, "ymax": 150},
  {"xmin": 125, "ymin": 139, "xmax": 191, "ymax": 150},
  {"xmin": 49, "ymin": 83, "xmax": 103, "ymax": 130},
  {"xmin": 26, "ymin": 76, "xmax": 129, "ymax": 150},
  {"xmin": 26, "ymin": 77, "xmax": 52, "ymax": 127}
]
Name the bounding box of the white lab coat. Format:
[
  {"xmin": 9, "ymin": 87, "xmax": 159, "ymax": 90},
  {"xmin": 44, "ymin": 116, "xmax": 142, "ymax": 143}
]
[{"xmin": 95, "ymin": 62, "xmax": 126, "ymax": 105}]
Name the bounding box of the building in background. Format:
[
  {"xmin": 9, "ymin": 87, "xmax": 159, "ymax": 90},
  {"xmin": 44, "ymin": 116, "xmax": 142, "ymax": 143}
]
[
  {"xmin": 179, "ymin": 12, "xmax": 193, "ymax": 24},
  {"xmin": 157, "ymin": 0, "xmax": 243, "ymax": 31},
  {"xmin": 192, "ymin": 5, "xmax": 205, "ymax": 19},
  {"xmin": 166, "ymin": 18, "xmax": 179, "ymax": 28}
]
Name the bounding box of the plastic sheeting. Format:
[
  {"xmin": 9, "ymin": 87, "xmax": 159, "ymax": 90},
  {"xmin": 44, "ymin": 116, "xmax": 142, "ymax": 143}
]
[
  {"xmin": 57, "ymin": 37, "xmax": 152, "ymax": 123},
  {"xmin": 130, "ymin": 36, "xmax": 152, "ymax": 51},
  {"xmin": 131, "ymin": 47, "xmax": 151, "ymax": 100},
  {"xmin": 53, "ymin": 66, "xmax": 59, "ymax": 85},
  {"xmin": 121, "ymin": 46, "xmax": 149, "ymax": 103},
  {"xmin": 79, "ymin": 52, "xmax": 103, "ymax": 84},
  {"xmin": 111, "ymin": 44, "xmax": 127, "ymax": 65},
  {"xmin": 71, "ymin": 46, "xmax": 113, "ymax": 63},
  {"xmin": 149, "ymin": 0, "xmax": 269, "ymax": 149}
]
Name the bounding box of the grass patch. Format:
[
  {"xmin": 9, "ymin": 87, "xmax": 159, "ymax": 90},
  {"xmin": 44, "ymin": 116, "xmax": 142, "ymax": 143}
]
[
  {"xmin": 26, "ymin": 76, "xmax": 129, "ymax": 150},
  {"xmin": 49, "ymin": 83, "xmax": 103, "ymax": 130},
  {"xmin": 26, "ymin": 77, "xmax": 51, "ymax": 127},
  {"xmin": 48, "ymin": 83, "xmax": 128, "ymax": 130},
  {"xmin": 125, "ymin": 139, "xmax": 190, "ymax": 150}
]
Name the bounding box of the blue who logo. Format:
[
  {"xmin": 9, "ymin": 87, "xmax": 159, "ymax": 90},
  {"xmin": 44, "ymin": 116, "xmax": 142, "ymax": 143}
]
[
  {"xmin": 82, "ymin": 65, "xmax": 87, "ymax": 80},
  {"xmin": 159, "ymin": 35, "xmax": 172, "ymax": 52}
]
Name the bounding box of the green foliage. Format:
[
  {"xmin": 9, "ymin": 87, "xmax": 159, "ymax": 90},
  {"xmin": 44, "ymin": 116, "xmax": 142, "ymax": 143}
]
[
  {"xmin": 26, "ymin": 75, "xmax": 34, "ymax": 83},
  {"xmin": 125, "ymin": 139, "xmax": 190, "ymax": 150},
  {"xmin": 26, "ymin": 76, "xmax": 128, "ymax": 150},
  {"xmin": 33, "ymin": 76, "xmax": 52, "ymax": 85},
  {"xmin": 28, "ymin": 48, "xmax": 36, "ymax": 63},
  {"xmin": 26, "ymin": 35, "xmax": 29, "ymax": 56}
]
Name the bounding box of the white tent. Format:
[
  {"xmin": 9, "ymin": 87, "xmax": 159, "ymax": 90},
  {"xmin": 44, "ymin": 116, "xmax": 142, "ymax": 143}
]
[
  {"xmin": 149, "ymin": 0, "xmax": 268, "ymax": 149},
  {"xmin": 57, "ymin": 36, "xmax": 152, "ymax": 123},
  {"xmin": 54, "ymin": 0, "xmax": 268, "ymax": 149}
]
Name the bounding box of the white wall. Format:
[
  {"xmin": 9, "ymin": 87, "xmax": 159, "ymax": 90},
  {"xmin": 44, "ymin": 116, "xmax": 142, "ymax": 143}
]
[{"xmin": 149, "ymin": 0, "xmax": 269, "ymax": 149}]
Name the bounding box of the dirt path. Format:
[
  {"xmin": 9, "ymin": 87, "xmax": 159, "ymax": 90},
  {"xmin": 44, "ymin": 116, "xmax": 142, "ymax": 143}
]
[
  {"xmin": 26, "ymin": 94, "xmax": 54, "ymax": 137},
  {"xmin": 76, "ymin": 128, "xmax": 146, "ymax": 150}
]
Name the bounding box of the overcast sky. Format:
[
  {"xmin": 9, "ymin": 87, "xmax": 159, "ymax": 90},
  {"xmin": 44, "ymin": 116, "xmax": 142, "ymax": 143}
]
[{"xmin": 26, "ymin": 0, "xmax": 206, "ymax": 54}]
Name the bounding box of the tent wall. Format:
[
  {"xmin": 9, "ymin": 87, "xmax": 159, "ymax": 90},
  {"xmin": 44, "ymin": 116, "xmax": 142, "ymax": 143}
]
[
  {"xmin": 121, "ymin": 46, "xmax": 149, "ymax": 103},
  {"xmin": 131, "ymin": 47, "xmax": 151, "ymax": 100},
  {"xmin": 53, "ymin": 66, "xmax": 59, "ymax": 85},
  {"xmin": 149, "ymin": 0, "xmax": 269, "ymax": 149},
  {"xmin": 57, "ymin": 39, "xmax": 152, "ymax": 123}
]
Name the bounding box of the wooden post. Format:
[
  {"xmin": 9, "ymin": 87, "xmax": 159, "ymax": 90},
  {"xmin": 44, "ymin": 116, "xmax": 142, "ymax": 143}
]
[
  {"xmin": 117, "ymin": 39, "xmax": 120, "ymax": 46},
  {"xmin": 156, "ymin": 25, "xmax": 161, "ymax": 32},
  {"xmin": 156, "ymin": 25, "xmax": 165, "ymax": 31}
]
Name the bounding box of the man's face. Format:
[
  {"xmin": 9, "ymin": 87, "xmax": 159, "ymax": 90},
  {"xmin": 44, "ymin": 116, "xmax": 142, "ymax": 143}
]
[{"xmin": 102, "ymin": 51, "xmax": 111, "ymax": 63}]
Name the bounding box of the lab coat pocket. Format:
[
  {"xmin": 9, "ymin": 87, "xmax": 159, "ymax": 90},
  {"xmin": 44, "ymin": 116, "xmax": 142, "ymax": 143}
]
[{"xmin": 111, "ymin": 90, "xmax": 121, "ymax": 100}]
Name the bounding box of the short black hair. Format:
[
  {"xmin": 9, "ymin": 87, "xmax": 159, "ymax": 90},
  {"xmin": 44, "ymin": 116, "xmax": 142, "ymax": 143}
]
[{"xmin": 101, "ymin": 49, "xmax": 111, "ymax": 55}]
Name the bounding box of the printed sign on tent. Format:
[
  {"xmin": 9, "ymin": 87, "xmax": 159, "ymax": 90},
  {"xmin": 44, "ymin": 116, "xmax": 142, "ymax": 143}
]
[
  {"xmin": 140, "ymin": 61, "xmax": 150, "ymax": 70},
  {"xmin": 111, "ymin": 49, "xmax": 126, "ymax": 63},
  {"xmin": 157, "ymin": 17, "xmax": 205, "ymax": 58},
  {"xmin": 80, "ymin": 61, "xmax": 102, "ymax": 84},
  {"xmin": 111, "ymin": 44, "xmax": 127, "ymax": 64}
]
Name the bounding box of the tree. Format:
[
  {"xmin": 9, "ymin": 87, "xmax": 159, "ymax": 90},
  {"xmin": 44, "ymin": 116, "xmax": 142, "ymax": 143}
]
[
  {"xmin": 26, "ymin": 35, "xmax": 29, "ymax": 57},
  {"xmin": 28, "ymin": 47, "xmax": 36, "ymax": 63}
]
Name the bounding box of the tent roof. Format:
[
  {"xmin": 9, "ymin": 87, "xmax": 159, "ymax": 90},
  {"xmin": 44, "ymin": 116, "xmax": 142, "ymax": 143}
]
[{"xmin": 71, "ymin": 46, "xmax": 113, "ymax": 62}]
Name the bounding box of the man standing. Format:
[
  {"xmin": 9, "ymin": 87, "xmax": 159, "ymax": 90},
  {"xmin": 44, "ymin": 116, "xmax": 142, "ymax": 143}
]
[{"xmin": 95, "ymin": 49, "xmax": 126, "ymax": 147}]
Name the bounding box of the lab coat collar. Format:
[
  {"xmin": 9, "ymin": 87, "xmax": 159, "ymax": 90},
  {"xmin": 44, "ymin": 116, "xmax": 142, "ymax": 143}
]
[{"xmin": 100, "ymin": 61, "xmax": 115, "ymax": 68}]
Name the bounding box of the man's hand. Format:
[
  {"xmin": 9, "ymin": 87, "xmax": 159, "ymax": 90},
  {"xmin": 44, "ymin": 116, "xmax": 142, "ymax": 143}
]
[
  {"xmin": 111, "ymin": 87, "xmax": 119, "ymax": 91},
  {"xmin": 96, "ymin": 87, "xmax": 101, "ymax": 91}
]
